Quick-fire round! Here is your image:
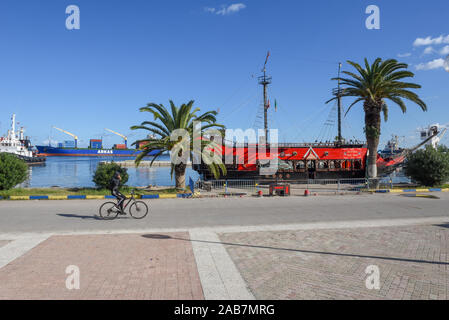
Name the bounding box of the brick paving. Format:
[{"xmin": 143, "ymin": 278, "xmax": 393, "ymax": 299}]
[
  {"xmin": 219, "ymin": 224, "xmax": 449, "ymax": 300},
  {"xmin": 0, "ymin": 232, "xmax": 204, "ymax": 300}
]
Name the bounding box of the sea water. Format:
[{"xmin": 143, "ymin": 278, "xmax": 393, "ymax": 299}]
[{"xmin": 21, "ymin": 155, "xmax": 199, "ymax": 188}]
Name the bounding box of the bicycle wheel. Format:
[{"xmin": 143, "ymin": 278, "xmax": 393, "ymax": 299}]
[
  {"xmin": 129, "ymin": 201, "xmax": 148, "ymax": 219},
  {"xmin": 99, "ymin": 202, "xmax": 120, "ymax": 220}
]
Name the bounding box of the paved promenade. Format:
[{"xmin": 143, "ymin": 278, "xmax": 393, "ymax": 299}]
[
  {"xmin": 0, "ymin": 232, "xmax": 203, "ymax": 300},
  {"xmin": 0, "ymin": 194, "xmax": 448, "ymax": 300},
  {"xmin": 220, "ymin": 224, "xmax": 449, "ymax": 299}
]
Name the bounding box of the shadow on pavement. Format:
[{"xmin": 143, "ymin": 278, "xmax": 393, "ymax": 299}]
[
  {"xmin": 141, "ymin": 234, "xmax": 449, "ymax": 266},
  {"xmin": 434, "ymin": 223, "xmax": 449, "ymax": 229},
  {"xmin": 57, "ymin": 213, "xmax": 104, "ymax": 220},
  {"xmin": 142, "ymin": 234, "xmax": 172, "ymax": 239}
]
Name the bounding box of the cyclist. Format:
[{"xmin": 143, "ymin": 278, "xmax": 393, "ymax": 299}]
[{"xmin": 111, "ymin": 171, "xmax": 126, "ymax": 214}]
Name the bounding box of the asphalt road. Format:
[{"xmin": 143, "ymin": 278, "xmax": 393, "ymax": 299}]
[{"xmin": 0, "ymin": 193, "xmax": 448, "ymax": 234}]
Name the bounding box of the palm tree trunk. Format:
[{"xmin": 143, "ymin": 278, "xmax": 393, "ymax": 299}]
[
  {"xmin": 174, "ymin": 163, "xmax": 187, "ymax": 189},
  {"xmin": 364, "ymin": 100, "xmax": 382, "ymax": 179}
]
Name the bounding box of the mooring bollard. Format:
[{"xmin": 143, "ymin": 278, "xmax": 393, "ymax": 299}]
[{"xmin": 256, "ymin": 183, "xmax": 262, "ymax": 197}]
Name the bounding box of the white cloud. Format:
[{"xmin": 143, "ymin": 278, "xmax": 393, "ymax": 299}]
[
  {"xmin": 415, "ymin": 58, "xmax": 445, "ymax": 70},
  {"xmin": 423, "ymin": 46, "xmax": 435, "ymax": 55},
  {"xmin": 205, "ymin": 3, "xmax": 246, "ymax": 16},
  {"xmin": 413, "ymin": 35, "xmax": 449, "ymax": 46},
  {"xmin": 397, "ymin": 52, "xmax": 411, "ymax": 58},
  {"xmin": 440, "ymin": 45, "xmax": 449, "ymax": 55}
]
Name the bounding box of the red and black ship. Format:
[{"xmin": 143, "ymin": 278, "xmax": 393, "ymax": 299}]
[{"xmin": 193, "ymin": 57, "xmax": 414, "ymax": 181}]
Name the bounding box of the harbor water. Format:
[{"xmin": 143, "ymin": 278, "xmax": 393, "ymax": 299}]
[
  {"xmin": 18, "ymin": 156, "xmax": 410, "ymax": 189},
  {"xmin": 21, "ymin": 156, "xmax": 200, "ymax": 188}
]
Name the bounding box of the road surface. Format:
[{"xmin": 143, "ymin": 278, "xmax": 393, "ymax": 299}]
[{"xmin": 0, "ymin": 193, "xmax": 447, "ymax": 234}]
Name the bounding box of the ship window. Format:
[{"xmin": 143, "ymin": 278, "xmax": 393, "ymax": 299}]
[
  {"xmin": 278, "ymin": 159, "xmax": 293, "ymax": 170},
  {"xmin": 318, "ymin": 161, "xmax": 326, "ymax": 169},
  {"xmin": 296, "ymin": 161, "xmax": 305, "ymax": 169}
]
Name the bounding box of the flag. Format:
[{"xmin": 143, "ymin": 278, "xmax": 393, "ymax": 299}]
[
  {"xmin": 265, "ymin": 51, "xmax": 270, "ymax": 63},
  {"xmin": 267, "ymin": 100, "xmax": 270, "ymax": 109},
  {"xmin": 274, "ymin": 99, "xmax": 277, "ymax": 112}
]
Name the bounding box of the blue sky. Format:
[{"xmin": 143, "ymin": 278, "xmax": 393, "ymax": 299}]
[{"xmin": 0, "ymin": 0, "xmax": 448, "ymax": 148}]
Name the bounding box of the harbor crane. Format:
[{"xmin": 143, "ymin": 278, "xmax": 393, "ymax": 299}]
[
  {"xmin": 105, "ymin": 128, "xmax": 127, "ymax": 147},
  {"xmin": 52, "ymin": 126, "xmax": 78, "ymax": 148}
]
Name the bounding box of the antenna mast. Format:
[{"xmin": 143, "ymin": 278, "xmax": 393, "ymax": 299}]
[{"xmin": 258, "ymin": 51, "xmax": 272, "ymax": 142}]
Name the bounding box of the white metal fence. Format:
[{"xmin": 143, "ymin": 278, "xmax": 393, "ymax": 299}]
[{"xmin": 194, "ymin": 177, "xmax": 406, "ymax": 195}]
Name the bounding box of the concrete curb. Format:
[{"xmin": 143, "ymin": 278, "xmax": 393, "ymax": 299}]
[
  {"xmin": 2, "ymin": 193, "xmax": 193, "ymax": 201},
  {"xmin": 362, "ymin": 188, "xmax": 449, "ymax": 193},
  {"xmin": 190, "ymin": 230, "xmax": 255, "ymax": 300}
]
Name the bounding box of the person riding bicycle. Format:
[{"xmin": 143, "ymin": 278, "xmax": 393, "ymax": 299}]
[{"xmin": 111, "ymin": 171, "xmax": 126, "ymax": 214}]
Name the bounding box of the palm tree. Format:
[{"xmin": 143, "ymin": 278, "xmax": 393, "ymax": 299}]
[
  {"xmin": 327, "ymin": 58, "xmax": 427, "ymax": 178},
  {"xmin": 131, "ymin": 100, "xmax": 226, "ymax": 189}
]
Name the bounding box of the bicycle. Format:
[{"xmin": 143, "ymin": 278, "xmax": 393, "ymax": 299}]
[{"xmin": 99, "ymin": 190, "xmax": 149, "ymax": 220}]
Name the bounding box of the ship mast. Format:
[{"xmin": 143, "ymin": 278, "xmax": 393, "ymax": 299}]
[
  {"xmin": 10, "ymin": 114, "xmax": 16, "ymax": 140},
  {"xmin": 333, "ymin": 63, "xmax": 343, "ymax": 144},
  {"xmin": 258, "ymin": 52, "xmax": 272, "ymax": 142}
]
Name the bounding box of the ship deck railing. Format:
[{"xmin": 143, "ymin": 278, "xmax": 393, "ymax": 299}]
[{"xmin": 221, "ymin": 142, "xmax": 366, "ymax": 148}]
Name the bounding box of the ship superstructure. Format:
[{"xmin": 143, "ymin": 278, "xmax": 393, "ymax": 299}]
[{"xmin": 0, "ymin": 114, "xmax": 45, "ymax": 163}]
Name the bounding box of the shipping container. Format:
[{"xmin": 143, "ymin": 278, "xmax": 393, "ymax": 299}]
[
  {"xmin": 113, "ymin": 144, "xmax": 127, "ymax": 149},
  {"xmin": 90, "ymin": 139, "xmax": 102, "ymax": 149},
  {"xmin": 138, "ymin": 142, "xmax": 148, "ymax": 149},
  {"xmin": 90, "ymin": 143, "xmax": 102, "ymax": 149},
  {"xmin": 64, "ymin": 140, "xmax": 75, "ymax": 148}
]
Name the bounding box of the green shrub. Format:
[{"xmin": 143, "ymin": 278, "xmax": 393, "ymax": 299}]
[
  {"xmin": 405, "ymin": 145, "xmax": 449, "ymax": 187},
  {"xmin": 0, "ymin": 153, "xmax": 28, "ymax": 190},
  {"xmin": 92, "ymin": 162, "xmax": 129, "ymax": 189}
]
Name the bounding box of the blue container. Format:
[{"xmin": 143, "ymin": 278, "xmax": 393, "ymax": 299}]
[
  {"xmin": 90, "ymin": 142, "xmax": 102, "ymax": 149},
  {"xmin": 64, "ymin": 140, "xmax": 75, "ymax": 148}
]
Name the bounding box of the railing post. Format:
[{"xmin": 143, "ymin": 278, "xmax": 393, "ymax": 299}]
[{"xmin": 337, "ymin": 179, "xmax": 340, "ymax": 192}]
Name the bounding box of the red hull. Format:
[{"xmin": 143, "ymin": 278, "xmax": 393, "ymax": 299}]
[{"xmin": 194, "ymin": 143, "xmax": 369, "ymax": 180}]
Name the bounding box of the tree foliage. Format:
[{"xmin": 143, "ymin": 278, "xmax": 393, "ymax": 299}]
[
  {"xmin": 92, "ymin": 162, "xmax": 129, "ymax": 189},
  {"xmin": 327, "ymin": 58, "xmax": 427, "ymax": 178},
  {"xmin": 0, "ymin": 153, "xmax": 28, "ymax": 190},
  {"xmin": 131, "ymin": 100, "xmax": 226, "ymax": 188},
  {"xmin": 405, "ymin": 145, "xmax": 449, "ymax": 187}
]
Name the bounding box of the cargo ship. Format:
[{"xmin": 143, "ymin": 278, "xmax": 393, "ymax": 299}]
[{"xmin": 36, "ymin": 127, "xmax": 159, "ymax": 157}]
